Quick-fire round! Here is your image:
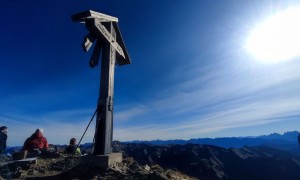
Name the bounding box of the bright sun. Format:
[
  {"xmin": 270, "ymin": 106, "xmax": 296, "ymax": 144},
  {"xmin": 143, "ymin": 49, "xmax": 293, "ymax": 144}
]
[{"xmin": 246, "ymin": 6, "xmax": 300, "ymax": 63}]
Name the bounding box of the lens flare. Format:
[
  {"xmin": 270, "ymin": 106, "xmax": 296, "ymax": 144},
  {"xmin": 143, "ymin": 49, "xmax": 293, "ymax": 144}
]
[{"xmin": 247, "ymin": 6, "xmax": 300, "ymax": 63}]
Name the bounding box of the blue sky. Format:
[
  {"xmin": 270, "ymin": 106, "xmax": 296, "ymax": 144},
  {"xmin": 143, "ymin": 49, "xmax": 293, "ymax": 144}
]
[{"xmin": 1, "ymin": 0, "xmax": 300, "ymax": 146}]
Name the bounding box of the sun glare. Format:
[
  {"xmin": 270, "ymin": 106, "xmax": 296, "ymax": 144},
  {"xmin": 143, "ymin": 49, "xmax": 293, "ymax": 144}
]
[{"xmin": 246, "ymin": 6, "xmax": 300, "ymax": 63}]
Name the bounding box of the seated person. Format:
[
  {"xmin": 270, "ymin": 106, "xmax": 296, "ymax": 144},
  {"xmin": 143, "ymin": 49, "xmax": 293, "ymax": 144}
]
[
  {"xmin": 23, "ymin": 128, "xmax": 49, "ymax": 153},
  {"xmin": 64, "ymin": 138, "xmax": 81, "ymax": 155},
  {"xmin": 0, "ymin": 126, "xmax": 8, "ymax": 154}
]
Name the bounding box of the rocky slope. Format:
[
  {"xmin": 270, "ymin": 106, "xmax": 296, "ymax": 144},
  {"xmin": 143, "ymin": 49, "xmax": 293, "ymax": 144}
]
[
  {"xmin": 0, "ymin": 153, "xmax": 196, "ymax": 179},
  {"xmin": 116, "ymin": 143, "xmax": 300, "ymax": 180}
]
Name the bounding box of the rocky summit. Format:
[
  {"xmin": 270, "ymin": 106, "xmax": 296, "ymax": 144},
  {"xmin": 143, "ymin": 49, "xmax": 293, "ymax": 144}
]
[
  {"xmin": 1, "ymin": 142, "xmax": 300, "ymax": 179},
  {"xmin": 0, "ymin": 152, "xmax": 195, "ymax": 179}
]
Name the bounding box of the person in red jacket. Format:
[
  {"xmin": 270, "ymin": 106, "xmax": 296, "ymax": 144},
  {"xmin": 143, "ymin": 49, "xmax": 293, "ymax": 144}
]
[{"xmin": 23, "ymin": 128, "xmax": 49, "ymax": 152}]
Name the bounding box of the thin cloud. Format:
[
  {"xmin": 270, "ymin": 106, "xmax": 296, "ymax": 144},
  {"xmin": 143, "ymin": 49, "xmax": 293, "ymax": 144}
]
[
  {"xmin": 114, "ymin": 105, "xmax": 149, "ymax": 122},
  {"xmin": 113, "ymin": 72, "xmax": 300, "ymax": 141},
  {"xmin": 142, "ymin": 98, "xmax": 299, "ymax": 139}
]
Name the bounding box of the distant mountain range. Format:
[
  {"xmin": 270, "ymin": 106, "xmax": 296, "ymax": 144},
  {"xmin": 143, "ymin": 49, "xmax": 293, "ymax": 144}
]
[{"xmin": 126, "ymin": 131, "xmax": 300, "ymax": 157}]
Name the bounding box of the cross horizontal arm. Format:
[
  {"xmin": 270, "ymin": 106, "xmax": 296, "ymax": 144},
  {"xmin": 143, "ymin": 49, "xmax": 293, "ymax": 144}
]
[
  {"xmin": 72, "ymin": 10, "xmax": 118, "ymax": 23},
  {"xmin": 72, "ymin": 10, "xmax": 131, "ymax": 66},
  {"xmin": 86, "ymin": 19, "xmax": 125, "ymax": 59}
]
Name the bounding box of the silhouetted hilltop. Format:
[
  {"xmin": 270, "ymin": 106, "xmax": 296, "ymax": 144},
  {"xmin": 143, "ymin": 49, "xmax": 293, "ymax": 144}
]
[
  {"xmin": 258, "ymin": 131, "xmax": 299, "ymax": 141},
  {"xmin": 126, "ymin": 131, "xmax": 300, "ymax": 157},
  {"xmin": 128, "ymin": 131, "xmax": 299, "ymax": 146}
]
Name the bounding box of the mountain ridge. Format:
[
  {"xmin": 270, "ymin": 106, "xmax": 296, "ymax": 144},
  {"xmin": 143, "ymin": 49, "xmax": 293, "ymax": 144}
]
[
  {"xmin": 123, "ymin": 131, "xmax": 300, "ymax": 157},
  {"xmin": 116, "ymin": 142, "xmax": 300, "ymax": 180},
  {"xmin": 126, "ymin": 131, "xmax": 299, "ymax": 145}
]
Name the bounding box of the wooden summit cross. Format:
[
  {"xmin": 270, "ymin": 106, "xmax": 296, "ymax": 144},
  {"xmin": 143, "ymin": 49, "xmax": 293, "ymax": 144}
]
[{"xmin": 72, "ymin": 10, "xmax": 131, "ymax": 155}]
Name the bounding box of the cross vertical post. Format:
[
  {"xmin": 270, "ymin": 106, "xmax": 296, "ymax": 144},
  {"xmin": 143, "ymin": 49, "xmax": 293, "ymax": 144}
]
[
  {"xmin": 94, "ymin": 22, "xmax": 116, "ymax": 154},
  {"xmin": 72, "ymin": 10, "xmax": 131, "ymax": 155}
]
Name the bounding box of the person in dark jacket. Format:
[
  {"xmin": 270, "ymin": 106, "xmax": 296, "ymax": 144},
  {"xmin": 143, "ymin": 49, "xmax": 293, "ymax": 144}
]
[
  {"xmin": 0, "ymin": 126, "xmax": 8, "ymax": 154},
  {"xmin": 64, "ymin": 138, "xmax": 81, "ymax": 155},
  {"xmin": 23, "ymin": 128, "xmax": 49, "ymax": 152}
]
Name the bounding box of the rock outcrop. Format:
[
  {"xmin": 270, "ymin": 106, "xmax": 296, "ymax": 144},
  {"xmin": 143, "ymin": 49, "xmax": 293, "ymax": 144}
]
[{"xmin": 0, "ymin": 153, "xmax": 195, "ymax": 179}]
